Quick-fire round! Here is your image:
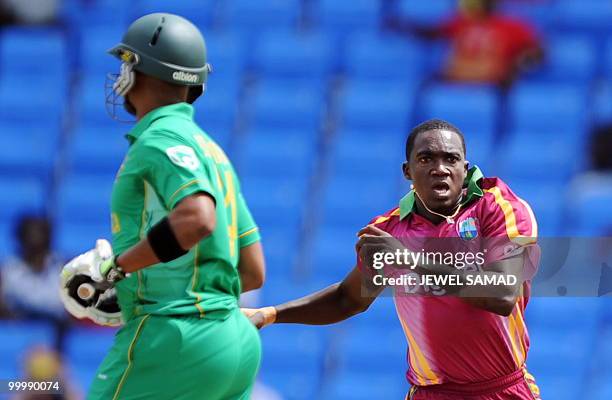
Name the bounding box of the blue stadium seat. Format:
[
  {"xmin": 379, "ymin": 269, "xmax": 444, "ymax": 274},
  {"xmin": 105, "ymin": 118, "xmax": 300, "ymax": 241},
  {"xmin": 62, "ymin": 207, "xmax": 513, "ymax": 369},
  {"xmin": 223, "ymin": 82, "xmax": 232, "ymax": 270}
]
[
  {"xmin": 309, "ymin": 225, "xmax": 359, "ymax": 281},
  {"xmin": 554, "ymin": 0, "xmax": 612, "ymax": 34},
  {"xmin": 0, "ymin": 29, "xmax": 68, "ymax": 127},
  {"xmin": 395, "ymin": 0, "xmax": 455, "ymax": 24},
  {"xmin": 344, "ymin": 33, "xmax": 422, "ymax": 81},
  {"xmin": 63, "ymin": 0, "xmax": 130, "ymax": 29},
  {"xmin": 79, "ymin": 27, "xmax": 124, "ymax": 73},
  {"xmin": 526, "ymin": 298, "xmax": 601, "ymax": 331},
  {"xmin": 0, "ymin": 320, "xmax": 56, "ymax": 378},
  {"xmin": 603, "ymin": 39, "xmax": 612, "ymax": 80},
  {"xmin": 322, "ymin": 371, "xmax": 408, "ymax": 400},
  {"xmin": 494, "ymin": 133, "xmax": 578, "ymax": 183},
  {"xmin": 421, "ymin": 84, "xmax": 498, "ymax": 168},
  {"xmin": 421, "ymin": 84, "xmax": 499, "ymax": 134},
  {"xmin": 56, "ymin": 173, "xmax": 114, "ymax": 227},
  {"xmin": 316, "ymin": 0, "xmax": 380, "ymax": 35},
  {"xmin": 249, "ymin": 80, "xmax": 324, "ymax": 131},
  {"xmin": 334, "ymin": 325, "xmax": 406, "ymax": 373},
  {"xmin": 527, "ymin": 325, "xmax": 592, "ymax": 400},
  {"xmin": 508, "ymin": 83, "xmax": 587, "ymax": 135},
  {"xmin": 259, "ymin": 325, "xmax": 326, "ymax": 399},
  {"xmin": 194, "ymin": 78, "xmax": 240, "ymax": 148},
  {"xmin": 340, "ymin": 79, "xmax": 415, "ymax": 132},
  {"xmin": 0, "ymin": 178, "xmax": 45, "ymax": 225},
  {"xmin": 65, "ymin": 327, "xmax": 117, "ymax": 392},
  {"xmin": 255, "ymin": 226, "xmax": 301, "ymax": 278},
  {"xmin": 0, "ymin": 222, "xmax": 15, "ymax": 259},
  {"xmin": 330, "ymin": 130, "xmax": 404, "ymax": 180},
  {"xmin": 241, "ymin": 173, "xmax": 308, "ymax": 229},
  {"xmin": 77, "ymin": 75, "xmax": 115, "ymax": 125},
  {"xmin": 254, "ymin": 31, "xmax": 334, "ymax": 82},
  {"xmin": 0, "ymin": 28, "xmax": 67, "ymax": 76},
  {"xmin": 0, "ymin": 124, "xmax": 57, "ymax": 179},
  {"xmin": 350, "ymin": 296, "xmax": 401, "ymax": 328},
  {"xmin": 504, "ymin": 180, "xmax": 564, "ymax": 236},
  {"xmin": 569, "ymin": 179, "xmax": 612, "ymax": 235},
  {"xmin": 65, "ymin": 327, "xmax": 117, "ymax": 366},
  {"xmin": 132, "ymin": 0, "xmax": 216, "ymax": 28},
  {"xmin": 0, "ymin": 78, "xmax": 66, "ymax": 125},
  {"xmin": 68, "ymin": 126, "xmax": 128, "ymax": 175},
  {"xmin": 56, "ymin": 222, "xmax": 112, "ymax": 259},
  {"xmin": 591, "ymin": 81, "xmax": 612, "ymax": 123},
  {"xmin": 498, "ymin": 0, "xmax": 553, "ymax": 30},
  {"xmin": 260, "ymin": 325, "xmax": 326, "ymax": 371},
  {"xmin": 223, "ymin": 0, "xmax": 300, "ymax": 32},
  {"xmin": 321, "ymin": 174, "xmax": 399, "ymax": 228},
  {"xmin": 592, "ymin": 327, "xmax": 612, "ymax": 396},
  {"xmin": 204, "ymin": 30, "xmax": 247, "ymax": 81},
  {"xmin": 536, "ymin": 36, "xmax": 596, "ymax": 82}
]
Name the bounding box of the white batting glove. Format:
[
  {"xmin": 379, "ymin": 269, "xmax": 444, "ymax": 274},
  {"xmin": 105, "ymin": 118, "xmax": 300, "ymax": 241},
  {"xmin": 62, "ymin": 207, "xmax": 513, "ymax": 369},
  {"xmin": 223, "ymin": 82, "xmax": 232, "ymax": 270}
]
[{"xmin": 59, "ymin": 239, "xmax": 124, "ymax": 327}]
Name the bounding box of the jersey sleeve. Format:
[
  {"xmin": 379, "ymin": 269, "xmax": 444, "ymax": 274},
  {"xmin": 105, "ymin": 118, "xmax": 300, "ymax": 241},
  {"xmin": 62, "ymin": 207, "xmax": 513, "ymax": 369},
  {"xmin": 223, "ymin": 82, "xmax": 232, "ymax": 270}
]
[
  {"xmin": 237, "ymin": 191, "xmax": 260, "ymax": 248},
  {"xmin": 134, "ymin": 131, "xmax": 217, "ymax": 210},
  {"xmin": 480, "ymin": 182, "xmax": 539, "ymax": 272}
]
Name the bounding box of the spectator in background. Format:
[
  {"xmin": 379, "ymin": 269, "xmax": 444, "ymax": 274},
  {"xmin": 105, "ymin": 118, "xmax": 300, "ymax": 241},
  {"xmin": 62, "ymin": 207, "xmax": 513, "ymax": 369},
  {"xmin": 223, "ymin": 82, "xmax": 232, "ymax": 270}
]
[
  {"xmin": 0, "ymin": 0, "xmax": 58, "ymax": 25},
  {"xmin": 387, "ymin": 0, "xmax": 543, "ymax": 88},
  {"xmin": 590, "ymin": 124, "xmax": 612, "ymax": 172},
  {"xmin": 0, "ymin": 216, "xmax": 68, "ymax": 347},
  {"xmin": 13, "ymin": 347, "xmax": 80, "ymax": 400}
]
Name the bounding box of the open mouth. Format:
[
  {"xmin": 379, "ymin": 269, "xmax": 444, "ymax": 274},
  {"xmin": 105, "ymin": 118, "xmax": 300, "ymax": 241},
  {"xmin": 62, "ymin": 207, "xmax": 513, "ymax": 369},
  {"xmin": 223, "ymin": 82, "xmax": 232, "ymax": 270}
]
[{"xmin": 431, "ymin": 182, "xmax": 451, "ymax": 197}]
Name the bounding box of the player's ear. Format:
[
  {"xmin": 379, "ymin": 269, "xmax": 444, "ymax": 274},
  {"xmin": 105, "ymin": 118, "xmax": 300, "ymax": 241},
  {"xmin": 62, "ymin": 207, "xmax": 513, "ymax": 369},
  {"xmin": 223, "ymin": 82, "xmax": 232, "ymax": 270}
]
[{"xmin": 402, "ymin": 161, "xmax": 412, "ymax": 180}]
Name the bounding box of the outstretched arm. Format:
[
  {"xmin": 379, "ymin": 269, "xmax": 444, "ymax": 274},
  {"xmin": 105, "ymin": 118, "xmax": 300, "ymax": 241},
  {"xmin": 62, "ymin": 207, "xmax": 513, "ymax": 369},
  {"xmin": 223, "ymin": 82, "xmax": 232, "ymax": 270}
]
[{"xmin": 244, "ymin": 265, "xmax": 383, "ymax": 328}]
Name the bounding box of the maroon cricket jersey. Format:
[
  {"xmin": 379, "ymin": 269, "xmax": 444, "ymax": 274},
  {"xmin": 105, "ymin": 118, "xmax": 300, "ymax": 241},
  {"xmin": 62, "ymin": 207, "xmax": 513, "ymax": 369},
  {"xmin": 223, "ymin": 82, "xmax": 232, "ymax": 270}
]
[{"xmin": 358, "ymin": 167, "xmax": 539, "ymax": 386}]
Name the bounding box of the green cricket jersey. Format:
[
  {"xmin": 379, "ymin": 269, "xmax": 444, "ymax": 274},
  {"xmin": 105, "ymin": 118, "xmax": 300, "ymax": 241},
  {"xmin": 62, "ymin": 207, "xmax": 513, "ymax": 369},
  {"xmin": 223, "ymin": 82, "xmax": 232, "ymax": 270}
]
[{"xmin": 110, "ymin": 102, "xmax": 260, "ymax": 322}]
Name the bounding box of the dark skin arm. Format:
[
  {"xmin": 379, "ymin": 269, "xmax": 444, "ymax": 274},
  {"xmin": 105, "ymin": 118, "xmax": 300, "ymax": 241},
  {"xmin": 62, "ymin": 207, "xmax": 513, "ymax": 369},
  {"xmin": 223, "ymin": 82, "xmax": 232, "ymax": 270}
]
[
  {"xmin": 238, "ymin": 242, "xmax": 266, "ymax": 293},
  {"xmin": 116, "ymin": 193, "xmax": 216, "ymax": 273},
  {"xmin": 357, "ymin": 225, "xmax": 523, "ymax": 317},
  {"xmin": 246, "ymin": 266, "xmax": 383, "ymax": 328}
]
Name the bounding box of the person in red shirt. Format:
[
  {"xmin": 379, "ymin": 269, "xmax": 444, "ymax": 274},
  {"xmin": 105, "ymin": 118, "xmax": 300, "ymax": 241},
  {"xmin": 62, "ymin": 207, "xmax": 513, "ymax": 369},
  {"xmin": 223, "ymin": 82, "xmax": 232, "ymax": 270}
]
[
  {"xmin": 388, "ymin": 0, "xmax": 543, "ymax": 87},
  {"xmin": 244, "ymin": 119, "xmax": 541, "ymax": 399}
]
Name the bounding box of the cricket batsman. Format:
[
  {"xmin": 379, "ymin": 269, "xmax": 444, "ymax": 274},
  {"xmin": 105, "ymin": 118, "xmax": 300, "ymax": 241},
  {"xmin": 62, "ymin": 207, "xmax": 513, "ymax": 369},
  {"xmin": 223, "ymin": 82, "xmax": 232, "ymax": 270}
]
[
  {"xmin": 59, "ymin": 13, "xmax": 264, "ymax": 400},
  {"xmin": 245, "ymin": 119, "xmax": 542, "ymax": 399}
]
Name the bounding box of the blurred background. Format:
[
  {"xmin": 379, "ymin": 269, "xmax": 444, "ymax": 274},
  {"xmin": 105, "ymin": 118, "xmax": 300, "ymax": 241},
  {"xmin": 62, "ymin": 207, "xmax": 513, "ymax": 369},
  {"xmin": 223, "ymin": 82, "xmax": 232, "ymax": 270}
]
[{"xmin": 1, "ymin": 0, "xmax": 612, "ymax": 399}]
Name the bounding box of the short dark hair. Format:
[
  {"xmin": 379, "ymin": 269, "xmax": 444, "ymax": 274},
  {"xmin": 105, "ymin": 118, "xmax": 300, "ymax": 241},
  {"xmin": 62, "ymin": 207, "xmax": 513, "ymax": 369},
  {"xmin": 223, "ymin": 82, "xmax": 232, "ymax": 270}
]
[{"xmin": 405, "ymin": 119, "xmax": 466, "ymax": 161}]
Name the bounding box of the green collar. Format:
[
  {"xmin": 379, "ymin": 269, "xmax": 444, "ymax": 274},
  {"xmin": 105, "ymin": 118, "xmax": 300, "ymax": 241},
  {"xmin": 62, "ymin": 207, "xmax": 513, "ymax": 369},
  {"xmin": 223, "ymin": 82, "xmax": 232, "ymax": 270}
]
[
  {"xmin": 399, "ymin": 165, "xmax": 484, "ymax": 220},
  {"xmin": 125, "ymin": 102, "xmax": 194, "ymax": 144}
]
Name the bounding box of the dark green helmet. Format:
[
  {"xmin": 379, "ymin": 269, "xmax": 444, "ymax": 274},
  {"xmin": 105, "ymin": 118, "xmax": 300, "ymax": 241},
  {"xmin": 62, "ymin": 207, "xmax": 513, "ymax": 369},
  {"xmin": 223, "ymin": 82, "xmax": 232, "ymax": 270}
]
[{"xmin": 108, "ymin": 13, "xmax": 212, "ymax": 87}]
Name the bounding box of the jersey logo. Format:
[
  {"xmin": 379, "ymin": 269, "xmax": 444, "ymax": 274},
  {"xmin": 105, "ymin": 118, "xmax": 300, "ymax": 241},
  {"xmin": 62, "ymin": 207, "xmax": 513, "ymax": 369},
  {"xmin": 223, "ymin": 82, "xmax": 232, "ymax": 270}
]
[
  {"xmin": 166, "ymin": 145, "xmax": 200, "ymax": 171},
  {"xmin": 172, "ymin": 71, "xmax": 199, "ymax": 83},
  {"xmin": 457, "ymin": 217, "xmax": 479, "ymax": 240}
]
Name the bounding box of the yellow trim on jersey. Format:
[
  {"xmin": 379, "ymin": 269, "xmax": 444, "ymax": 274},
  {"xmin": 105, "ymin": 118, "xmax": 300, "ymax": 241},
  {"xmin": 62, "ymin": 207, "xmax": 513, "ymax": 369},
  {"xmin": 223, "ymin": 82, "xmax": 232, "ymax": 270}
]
[
  {"xmin": 191, "ymin": 247, "xmax": 205, "ymax": 318},
  {"xmin": 239, "ymin": 227, "xmax": 258, "ymax": 239},
  {"xmin": 168, "ymin": 179, "xmax": 200, "ymax": 207},
  {"xmin": 373, "ymin": 208, "xmax": 400, "ymax": 224},
  {"xmin": 513, "ymin": 304, "xmax": 527, "ymax": 361},
  {"xmin": 394, "ymin": 300, "xmax": 441, "ymax": 385},
  {"xmin": 112, "ymin": 314, "xmax": 151, "ymax": 400},
  {"xmin": 507, "ymin": 313, "xmax": 523, "ymax": 367},
  {"xmin": 484, "ymin": 187, "xmax": 537, "ymax": 246}
]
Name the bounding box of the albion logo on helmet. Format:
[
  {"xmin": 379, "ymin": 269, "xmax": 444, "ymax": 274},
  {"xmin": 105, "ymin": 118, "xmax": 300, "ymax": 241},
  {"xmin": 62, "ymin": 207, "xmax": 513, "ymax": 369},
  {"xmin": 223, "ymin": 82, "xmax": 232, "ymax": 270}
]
[{"xmin": 172, "ymin": 71, "xmax": 199, "ymax": 83}]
